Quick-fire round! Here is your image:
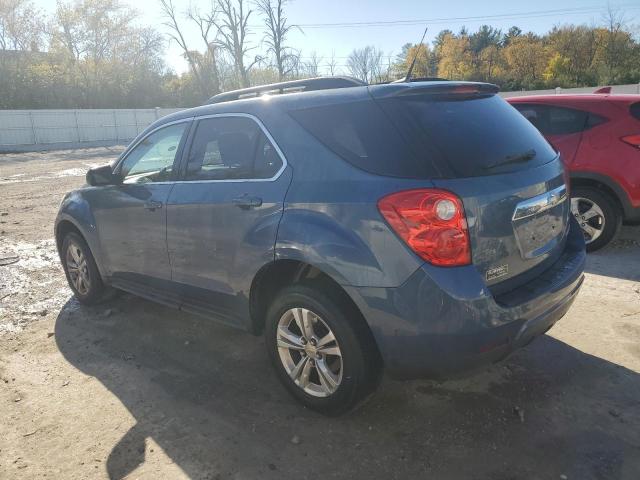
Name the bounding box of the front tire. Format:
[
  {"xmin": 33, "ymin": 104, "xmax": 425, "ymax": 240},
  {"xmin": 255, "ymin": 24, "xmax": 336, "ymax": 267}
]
[
  {"xmin": 570, "ymin": 187, "xmax": 621, "ymax": 252},
  {"xmin": 265, "ymin": 285, "xmax": 381, "ymax": 415},
  {"xmin": 61, "ymin": 232, "xmax": 112, "ymax": 305}
]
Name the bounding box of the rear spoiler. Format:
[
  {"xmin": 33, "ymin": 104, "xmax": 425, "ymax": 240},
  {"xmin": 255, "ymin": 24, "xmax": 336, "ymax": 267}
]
[{"xmin": 370, "ymin": 81, "xmax": 499, "ymax": 99}]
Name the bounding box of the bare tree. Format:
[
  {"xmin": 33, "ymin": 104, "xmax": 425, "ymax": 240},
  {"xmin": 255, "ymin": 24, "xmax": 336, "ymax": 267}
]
[
  {"xmin": 600, "ymin": 4, "xmax": 632, "ymax": 83},
  {"xmin": 326, "ymin": 50, "xmax": 338, "ymax": 76},
  {"xmin": 214, "ymin": 0, "xmax": 258, "ymax": 87},
  {"xmin": 187, "ymin": 2, "xmax": 221, "ymax": 95},
  {"xmin": 304, "ymin": 50, "xmax": 322, "ymax": 77},
  {"xmin": 346, "ymin": 46, "xmax": 383, "ymax": 83},
  {"xmin": 158, "ymin": 0, "xmax": 208, "ymax": 96},
  {"xmin": 255, "ymin": 0, "xmax": 298, "ymax": 81}
]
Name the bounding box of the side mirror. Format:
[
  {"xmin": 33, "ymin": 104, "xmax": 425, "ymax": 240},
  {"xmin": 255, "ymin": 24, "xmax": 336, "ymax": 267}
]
[{"xmin": 86, "ymin": 165, "xmax": 121, "ymax": 186}]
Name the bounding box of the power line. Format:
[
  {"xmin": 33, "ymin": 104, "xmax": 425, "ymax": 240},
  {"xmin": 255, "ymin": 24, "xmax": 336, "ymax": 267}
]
[{"xmin": 286, "ymin": 4, "xmax": 639, "ymax": 29}]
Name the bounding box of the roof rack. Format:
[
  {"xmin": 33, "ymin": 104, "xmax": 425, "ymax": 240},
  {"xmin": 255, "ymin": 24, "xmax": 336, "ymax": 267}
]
[{"xmin": 206, "ymin": 76, "xmax": 366, "ymax": 104}]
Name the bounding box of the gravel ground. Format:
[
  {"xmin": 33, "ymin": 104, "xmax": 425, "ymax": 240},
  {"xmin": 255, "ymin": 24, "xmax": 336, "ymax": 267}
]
[{"xmin": 0, "ymin": 147, "xmax": 639, "ymax": 480}]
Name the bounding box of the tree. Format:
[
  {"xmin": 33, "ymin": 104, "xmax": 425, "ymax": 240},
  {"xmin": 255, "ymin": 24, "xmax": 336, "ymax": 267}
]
[
  {"xmin": 502, "ymin": 26, "xmax": 522, "ymax": 46},
  {"xmin": 187, "ymin": 2, "xmax": 222, "ymax": 95},
  {"xmin": 595, "ymin": 6, "xmax": 637, "ymax": 84},
  {"xmin": 0, "ymin": 0, "xmax": 45, "ymax": 52},
  {"xmin": 326, "ymin": 50, "xmax": 337, "ymax": 76},
  {"xmin": 158, "ymin": 0, "xmax": 210, "ymax": 98},
  {"xmin": 398, "ymin": 43, "xmax": 430, "ymax": 78},
  {"xmin": 437, "ymin": 32, "xmax": 473, "ymax": 80},
  {"xmin": 346, "ymin": 46, "xmax": 383, "ymax": 83},
  {"xmin": 304, "ymin": 50, "xmax": 322, "ymax": 77},
  {"xmin": 255, "ymin": 0, "xmax": 298, "ymax": 81},
  {"xmin": 546, "ymin": 25, "xmax": 598, "ymax": 86},
  {"xmin": 214, "ymin": 0, "xmax": 258, "ymax": 87},
  {"xmin": 502, "ymin": 33, "xmax": 548, "ymax": 89}
]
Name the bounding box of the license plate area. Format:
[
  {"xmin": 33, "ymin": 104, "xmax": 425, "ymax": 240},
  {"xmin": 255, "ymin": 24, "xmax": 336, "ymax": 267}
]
[{"xmin": 512, "ymin": 185, "xmax": 568, "ymax": 259}]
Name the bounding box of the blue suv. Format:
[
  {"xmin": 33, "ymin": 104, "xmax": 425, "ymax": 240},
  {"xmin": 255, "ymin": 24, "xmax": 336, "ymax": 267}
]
[{"xmin": 55, "ymin": 78, "xmax": 586, "ymax": 414}]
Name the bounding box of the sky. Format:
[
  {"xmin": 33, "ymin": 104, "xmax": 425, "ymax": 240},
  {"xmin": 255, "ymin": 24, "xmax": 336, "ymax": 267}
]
[{"xmin": 35, "ymin": 0, "xmax": 640, "ymax": 75}]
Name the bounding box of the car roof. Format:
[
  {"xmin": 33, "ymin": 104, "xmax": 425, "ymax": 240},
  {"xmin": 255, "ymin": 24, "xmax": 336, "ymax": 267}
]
[{"xmin": 155, "ymin": 80, "xmax": 499, "ymax": 127}]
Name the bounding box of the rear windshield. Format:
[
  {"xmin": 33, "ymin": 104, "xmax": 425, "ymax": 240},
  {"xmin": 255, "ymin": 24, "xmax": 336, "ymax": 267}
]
[{"xmin": 290, "ymin": 94, "xmax": 557, "ymax": 178}]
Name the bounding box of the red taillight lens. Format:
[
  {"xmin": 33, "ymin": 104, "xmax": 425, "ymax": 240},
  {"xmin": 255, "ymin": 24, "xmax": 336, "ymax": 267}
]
[
  {"xmin": 377, "ymin": 189, "xmax": 471, "ymax": 267},
  {"xmin": 621, "ymin": 134, "xmax": 640, "ymax": 148}
]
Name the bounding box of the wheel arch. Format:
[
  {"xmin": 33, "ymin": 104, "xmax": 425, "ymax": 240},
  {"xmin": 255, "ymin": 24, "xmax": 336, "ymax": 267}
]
[
  {"xmin": 570, "ymin": 171, "xmax": 631, "ymax": 218},
  {"xmin": 55, "ymin": 214, "xmax": 107, "ymax": 279},
  {"xmin": 55, "ymin": 219, "xmax": 84, "ymax": 254},
  {"xmin": 248, "ymin": 259, "xmax": 383, "ymax": 364}
]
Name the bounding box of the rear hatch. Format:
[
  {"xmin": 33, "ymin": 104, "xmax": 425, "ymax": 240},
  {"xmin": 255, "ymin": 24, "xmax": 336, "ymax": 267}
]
[{"xmin": 369, "ymin": 82, "xmax": 570, "ymax": 289}]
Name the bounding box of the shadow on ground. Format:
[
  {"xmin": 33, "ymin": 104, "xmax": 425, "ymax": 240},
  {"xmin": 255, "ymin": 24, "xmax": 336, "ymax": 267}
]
[
  {"xmin": 54, "ymin": 293, "xmax": 640, "ymax": 480},
  {"xmin": 584, "ymin": 226, "xmax": 640, "ymax": 282}
]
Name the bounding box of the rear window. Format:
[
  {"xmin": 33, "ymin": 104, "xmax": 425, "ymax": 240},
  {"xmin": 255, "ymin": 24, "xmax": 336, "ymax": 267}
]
[
  {"xmin": 290, "ymin": 94, "xmax": 557, "ymax": 179},
  {"xmin": 631, "ymin": 102, "xmax": 640, "ymax": 121},
  {"xmin": 289, "ymin": 100, "xmax": 438, "ymax": 178}
]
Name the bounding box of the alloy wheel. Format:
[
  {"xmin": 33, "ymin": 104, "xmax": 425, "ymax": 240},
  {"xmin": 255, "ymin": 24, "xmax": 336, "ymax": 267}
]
[
  {"xmin": 66, "ymin": 241, "xmax": 91, "ymax": 295},
  {"xmin": 571, "ymin": 196, "xmax": 605, "ymax": 244},
  {"xmin": 276, "ymin": 307, "xmax": 343, "ymax": 397}
]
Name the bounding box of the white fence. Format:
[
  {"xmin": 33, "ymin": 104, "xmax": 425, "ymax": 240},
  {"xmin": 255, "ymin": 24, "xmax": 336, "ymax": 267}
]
[
  {"xmin": 500, "ymin": 83, "xmax": 640, "ymax": 98},
  {"xmin": 0, "ymin": 108, "xmax": 183, "ymax": 152},
  {"xmin": 1, "ymin": 83, "xmax": 639, "ymax": 152}
]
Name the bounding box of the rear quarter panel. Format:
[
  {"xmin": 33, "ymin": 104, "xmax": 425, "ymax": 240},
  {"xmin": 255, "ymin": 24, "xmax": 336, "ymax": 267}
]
[{"xmin": 266, "ymin": 112, "xmax": 426, "ymax": 288}]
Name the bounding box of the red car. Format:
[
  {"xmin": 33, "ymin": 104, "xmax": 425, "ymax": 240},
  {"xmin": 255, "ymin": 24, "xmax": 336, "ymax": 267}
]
[{"xmin": 508, "ymin": 91, "xmax": 640, "ymax": 251}]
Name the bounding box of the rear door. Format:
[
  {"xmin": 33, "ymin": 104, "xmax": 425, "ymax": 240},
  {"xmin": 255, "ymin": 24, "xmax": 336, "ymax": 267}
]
[
  {"xmin": 166, "ymin": 114, "xmax": 291, "ymax": 326},
  {"xmin": 511, "ymin": 103, "xmax": 590, "ymax": 166}
]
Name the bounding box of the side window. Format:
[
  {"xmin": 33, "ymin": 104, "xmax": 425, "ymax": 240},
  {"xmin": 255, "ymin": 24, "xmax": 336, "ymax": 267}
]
[
  {"xmin": 547, "ymin": 107, "xmax": 588, "ymax": 135},
  {"xmin": 514, "ymin": 104, "xmax": 596, "ymax": 135},
  {"xmin": 120, "ymin": 123, "xmax": 188, "ymax": 184},
  {"xmin": 184, "ymin": 116, "xmax": 283, "ymax": 181},
  {"xmin": 514, "ymin": 105, "xmax": 548, "ymax": 133}
]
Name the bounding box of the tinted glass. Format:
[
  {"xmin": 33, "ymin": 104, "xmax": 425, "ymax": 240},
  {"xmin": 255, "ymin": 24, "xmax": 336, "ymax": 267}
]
[
  {"xmin": 292, "ymin": 95, "xmax": 556, "ymax": 179},
  {"xmin": 184, "ymin": 116, "xmax": 282, "ymax": 180},
  {"xmin": 120, "ymin": 123, "xmax": 187, "ymax": 184},
  {"xmin": 630, "ymin": 102, "xmax": 640, "ymax": 121},
  {"xmin": 377, "ymin": 94, "xmax": 557, "ymax": 177},
  {"xmin": 289, "ymin": 100, "xmax": 436, "ymax": 178},
  {"xmin": 513, "ymin": 104, "xmax": 605, "ymax": 135}
]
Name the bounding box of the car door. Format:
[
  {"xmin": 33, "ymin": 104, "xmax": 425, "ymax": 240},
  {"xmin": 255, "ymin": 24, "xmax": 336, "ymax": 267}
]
[
  {"xmin": 91, "ymin": 120, "xmax": 191, "ymax": 290},
  {"xmin": 512, "ymin": 104, "xmax": 588, "ymax": 166},
  {"xmin": 166, "ymin": 114, "xmax": 291, "ymax": 327}
]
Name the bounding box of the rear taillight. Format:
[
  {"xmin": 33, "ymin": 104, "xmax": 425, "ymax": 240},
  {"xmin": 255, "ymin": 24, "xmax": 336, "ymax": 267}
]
[
  {"xmin": 377, "ymin": 189, "xmax": 471, "ymax": 267},
  {"xmin": 621, "ymin": 134, "xmax": 640, "ymax": 148}
]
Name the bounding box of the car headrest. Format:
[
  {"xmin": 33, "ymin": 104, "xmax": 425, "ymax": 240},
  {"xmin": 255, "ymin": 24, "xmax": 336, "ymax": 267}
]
[{"xmin": 218, "ymin": 132, "xmax": 253, "ymax": 167}]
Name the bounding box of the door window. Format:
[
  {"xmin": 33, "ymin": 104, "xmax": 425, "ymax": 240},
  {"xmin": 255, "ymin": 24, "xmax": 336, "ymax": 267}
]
[
  {"xmin": 513, "ymin": 104, "xmax": 605, "ymax": 135},
  {"xmin": 119, "ymin": 122, "xmax": 188, "ymax": 184},
  {"xmin": 184, "ymin": 116, "xmax": 283, "ymax": 181}
]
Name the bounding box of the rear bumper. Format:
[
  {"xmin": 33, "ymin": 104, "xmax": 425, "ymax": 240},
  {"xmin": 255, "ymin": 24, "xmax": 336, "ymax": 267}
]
[{"xmin": 346, "ymin": 217, "xmax": 586, "ymax": 379}]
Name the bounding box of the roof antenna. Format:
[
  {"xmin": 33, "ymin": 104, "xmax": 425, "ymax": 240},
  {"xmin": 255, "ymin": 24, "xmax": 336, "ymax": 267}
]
[{"xmin": 402, "ymin": 26, "xmax": 428, "ymax": 83}]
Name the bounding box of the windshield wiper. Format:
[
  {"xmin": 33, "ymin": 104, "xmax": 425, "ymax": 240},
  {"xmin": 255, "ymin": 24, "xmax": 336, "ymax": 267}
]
[{"xmin": 483, "ymin": 149, "xmax": 536, "ymax": 170}]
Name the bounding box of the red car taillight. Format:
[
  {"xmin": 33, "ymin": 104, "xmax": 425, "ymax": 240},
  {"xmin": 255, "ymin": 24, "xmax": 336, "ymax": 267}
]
[
  {"xmin": 621, "ymin": 134, "xmax": 640, "ymax": 148},
  {"xmin": 377, "ymin": 189, "xmax": 471, "ymax": 267}
]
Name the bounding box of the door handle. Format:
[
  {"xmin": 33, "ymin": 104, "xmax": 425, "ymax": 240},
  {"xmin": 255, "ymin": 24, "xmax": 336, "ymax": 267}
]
[
  {"xmin": 232, "ymin": 195, "xmax": 263, "ymax": 209},
  {"xmin": 144, "ymin": 200, "xmax": 163, "ymax": 211}
]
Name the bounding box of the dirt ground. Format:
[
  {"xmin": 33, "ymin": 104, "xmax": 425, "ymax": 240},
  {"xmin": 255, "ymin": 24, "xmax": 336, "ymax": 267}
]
[{"xmin": 0, "ymin": 147, "xmax": 639, "ymax": 480}]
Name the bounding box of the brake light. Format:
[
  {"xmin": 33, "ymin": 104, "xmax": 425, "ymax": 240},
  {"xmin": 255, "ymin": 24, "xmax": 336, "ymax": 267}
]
[
  {"xmin": 621, "ymin": 134, "xmax": 640, "ymax": 148},
  {"xmin": 377, "ymin": 189, "xmax": 471, "ymax": 267}
]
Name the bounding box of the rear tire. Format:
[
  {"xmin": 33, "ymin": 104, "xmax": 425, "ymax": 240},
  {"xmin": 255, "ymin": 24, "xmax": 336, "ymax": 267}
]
[
  {"xmin": 265, "ymin": 284, "xmax": 381, "ymax": 415},
  {"xmin": 571, "ymin": 187, "xmax": 621, "ymax": 252},
  {"xmin": 61, "ymin": 232, "xmax": 114, "ymax": 305}
]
